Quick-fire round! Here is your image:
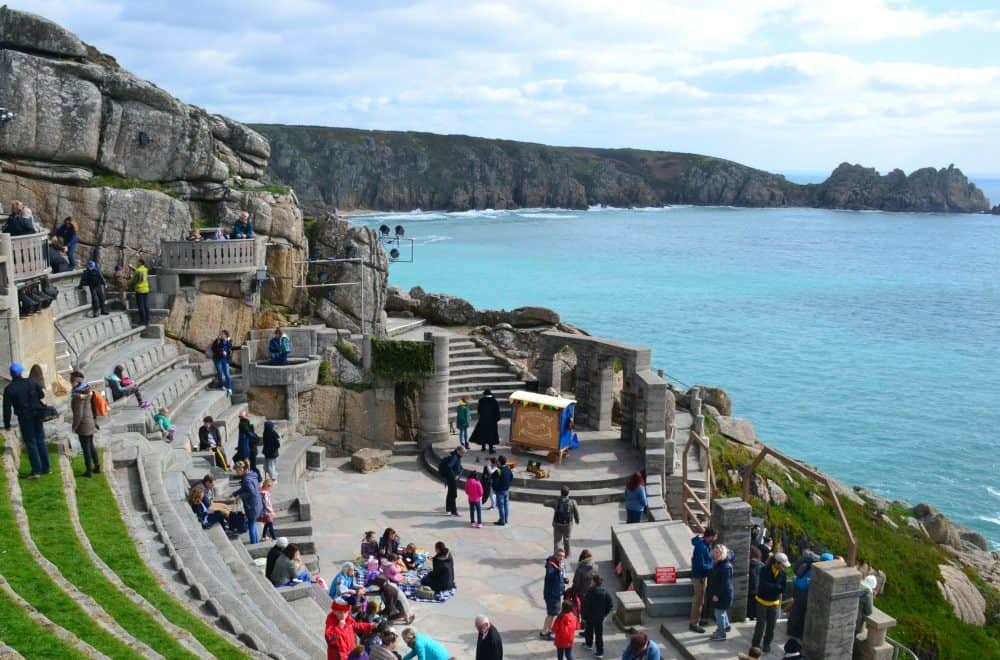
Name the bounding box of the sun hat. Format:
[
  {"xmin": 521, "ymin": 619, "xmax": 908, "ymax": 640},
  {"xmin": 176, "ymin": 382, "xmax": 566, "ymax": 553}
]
[
  {"xmin": 276, "ymin": 537, "xmax": 289, "ymax": 549},
  {"xmin": 862, "ymin": 575, "xmax": 878, "ymax": 591},
  {"xmin": 773, "ymin": 552, "xmax": 790, "ymax": 567},
  {"xmin": 331, "ymin": 597, "xmax": 351, "ymax": 612}
]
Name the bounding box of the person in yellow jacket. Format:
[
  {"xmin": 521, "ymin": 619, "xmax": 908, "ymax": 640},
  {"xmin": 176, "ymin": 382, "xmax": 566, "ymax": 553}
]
[{"xmin": 130, "ymin": 258, "xmax": 150, "ymax": 325}]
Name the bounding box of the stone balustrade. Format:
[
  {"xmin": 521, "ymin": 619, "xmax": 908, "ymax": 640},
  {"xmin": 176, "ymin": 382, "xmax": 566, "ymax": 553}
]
[
  {"xmin": 9, "ymin": 232, "xmax": 51, "ymax": 281},
  {"xmin": 159, "ymin": 238, "xmax": 256, "ymax": 273}
]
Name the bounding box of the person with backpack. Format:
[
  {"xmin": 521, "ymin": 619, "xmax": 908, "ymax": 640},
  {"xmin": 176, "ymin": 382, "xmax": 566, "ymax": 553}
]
[
  {"xmin": 456, "ymin": 398, "xmax": 470, "ymax": 449},
  {"xmin": 262, "ymin": 420, "xmax": 281, "ymax": 480},
  {"xmin": 540, "ymin": 548, "xmax": 567, "ymax": 640},
  {"xmin": 787, "ymin": 550, "xmax": 833, "ymax": 639},
  {"xmin": 130, "ymin": 258, "xmax": 150, "ymax": 326},
  {"xmin": 3, "ymin": 363, "xmax": 50, "ymax": 479},
  {"xmin": 69, "ymin": 371, "xmax": 100, "ymax": 477},
  {"xmin": 492, "ymin": 455, "xmax": 514, "ymax": 525},
  {"xmin": 269, "ymin": 326, "xmax": 291, "ymax": 365},
  {"xmin": 439, "ymin": 446, "xmax": 465, "ymax": 517},
  {"xmin": 552, "ymin": 485, "xmax": 581, "ymax": 556},
  {"xmin": 77, "ymin": 260, "xmax": 109, "ymax": 316},
  {"xmin": 581, "ymin": 574, "xmax": 613, "ymax": 659},
  {"xmin": 210, "ymin": 329, "xmax": 233, "ymax": 395}
]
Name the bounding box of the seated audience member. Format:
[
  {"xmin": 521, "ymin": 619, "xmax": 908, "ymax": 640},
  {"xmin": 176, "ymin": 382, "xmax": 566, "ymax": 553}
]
[
  {"xmin": 419, "ymin": 541, "xmax": 455, "ymax": 593},
  {"xmin": 188, "ymin": 484, "xmax": 225, "ymax": 529},
  {"xmin": 378, "ymin": 528, "xmax": 400, "ymax": 558},
  {"xmin": 371, "ymin": 576, "xmax": 414, "ymax": 624},
  {"xmin": 266, "ymin": 537, "xmax": 289, "ymax": 582},
  {"xmin": 106, "ymin": 364, "xmax": 150, "ymax": 408},
  {"xmin": 361, "ymin": 530, "xmax": 379, "ymax": 559},
  {"xmin": 329, "ymin": 561, "xmax": 366, "ymax": 605}
]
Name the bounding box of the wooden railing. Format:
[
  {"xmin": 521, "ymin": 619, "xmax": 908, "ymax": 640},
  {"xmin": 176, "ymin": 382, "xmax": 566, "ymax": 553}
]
[
  {"xmin": 159, "ymin": 239, "xmax": 255, "ymax": 272},
  {"xmin": 741, "ymin": 443, "xmax": 858, "ymax": 566},
  {"xmin": 9, "ymin": 232, "xmax": 51, "ymax": 281},
  {"xmin": 681, "ymin": 429, "xmax": 715, "ymax": 532}
]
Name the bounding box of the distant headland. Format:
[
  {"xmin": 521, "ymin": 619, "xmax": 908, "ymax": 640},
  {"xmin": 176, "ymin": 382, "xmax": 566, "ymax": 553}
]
[{"xmin": 251, "ymin": 124, "xmax": 992, "ymax": 216}]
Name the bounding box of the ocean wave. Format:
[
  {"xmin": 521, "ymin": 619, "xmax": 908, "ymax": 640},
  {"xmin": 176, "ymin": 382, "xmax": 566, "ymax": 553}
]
[
  {"xmin": 977, "ymin": 515, "xmax": 1000, "ymax": 526},
  {"xmin": 417, "ymin": 235, "xmax": 452, "ymax": 243},
  {"xmin": 518, "ymin": 212, "xmax": 579, "ymax": 219},
  {"xmin": 364, "ymin": 211, "xmax": 448, "ymax": 221},
  {"xmin": 586, "ymin": 204, "xmax": 684, "ymax": 212},
  {"xmin": 988, "ymin": 486, "xmax": 1000, "ymax": 499}
]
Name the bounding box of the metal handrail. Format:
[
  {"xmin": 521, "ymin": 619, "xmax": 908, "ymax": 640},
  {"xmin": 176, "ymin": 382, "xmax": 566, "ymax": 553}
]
[
  {"xmin": 887, "ymin": 636, "xmax": 919, "ymax": 660},
  {"xmin": 53, "ymin": 320, "xmax": 79, "ymax": 372},
  {"xmin": 741, "ymin": 443, "xmax": 857, "ymax": 566}
]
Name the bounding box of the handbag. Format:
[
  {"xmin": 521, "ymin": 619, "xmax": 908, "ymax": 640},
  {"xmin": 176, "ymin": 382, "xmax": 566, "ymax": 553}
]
[{"xmin": 41, "ymin": 405, "xmax": 59, "ymax": 422}]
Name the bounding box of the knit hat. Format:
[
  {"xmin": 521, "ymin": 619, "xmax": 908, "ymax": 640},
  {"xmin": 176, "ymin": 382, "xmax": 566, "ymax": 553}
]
[
  {"xmin": 275, "ymin": 537, "xmax": 289, "ymax": 549},
  {"xmin": 773, "ymin": 552, "xmax": 790, "ymax": 567},
  {"xmin": 331, "ymin": 597, "xmax": 351, "ymax": 612},
  {"xmin": 9, "ymin": 363, "xmax": 24, "ymax": 377},
  {"xmin": 862, "ymin": 575, "xmax": 878, "ymax": 591}
]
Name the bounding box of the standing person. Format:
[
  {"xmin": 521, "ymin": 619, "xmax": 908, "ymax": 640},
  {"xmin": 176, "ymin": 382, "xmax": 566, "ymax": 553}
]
[
  {"xmin": 474, "ymin": 615, "xmax": 503, "ymax": 660},
  {"xmin": 210, "ymin": 330, "xmax": 233, "ymax": 395},
  {"xmin": 581, "ymin": 574, "xmax": 613, "ymax": 659},
  {"xmin": 269, "ymin": 327, "xmax": 291, "ymax": 364},
  {"xmin": 69, "ymin": 371, "xmax": 100, "ymax": 477},
  {"xmin": 750, "ymin": 552, "xmax": 790, "ymax": 654},
  {"xmin": 571, "ymin": 549, "xmax": 596, "ymax": 603},
  {"xmin": 231, "ymin": 460, "xmax": 262, "ymax": 544},
  {"xmin": 198, "ymin": 416, "xmax": 229, "ymax": 470},
  {"xmin": 540, "ymin": 548, "xmax": 567, "ymax": 640},
  {"xmin": 77, "ymin": 260, "xmax": 109, "ymax": 316},
  {"xmin": 481, "ymin": 457, "xmax": 497, "ymax": 510},
  {"xmin": 235, "ymin": 410, "xmax": 255, "ymax": 465},
  {"xmin": 112, "ymin": 265, "xmax": 129, "ymax": 311},
  {"xmin": 708, "ymin": 544, "xmax": 734, "ymax": 641},
  {"xmin": 456, "ymin": 398, "xmax": 470, "ymax": 449},
  {"xmin": 856, "ymin": 575, "xmax": 878, "ymax": 636},
  {"xmin": 465, "ymin": 472, "xmax": 484, "ymax": 528},
  {"xmin": 3, "ymin": 363, "xmax": 50, "ymax": 479},
  {"xmin": 492, "ymin": 455, "xmax": 513, "ymax": 526},
  {"xmin": 552, "ymin": 485, "xmax": 581, "ymax": 556},
  {"xmin": 325, "ymin": 598, "xmax": 377, "ymax": 660},
  {"xmin": 788, "ymin": 551, "xmax": 833, "ymax": 639},
  {"xmin": 470, "ymin": 389, "xmax": 501, "ymax": 453},
  {"xmin": 55, "ymin": 216, "xmax": 78, "ymax": 269},
  {"xmin": 552, "ymin": 600, "xmax": 578, "ymax": 660},
  {"xmin": 231, "ymin": 211, "xmax": 254, "ymax": 239},
  {"xmin": 621, "ymin": 632, "xmax": 661, "ymax": 660},
  {"xmin": 130, "ymin": 258, "xmax": 150, "ymax": 326},
  {"xmin": 747, "ymin": 546, "xmax": 764, "ymax": 622},
  {"xmin": 624, "ymin": 471, "xmax": 648, "ymax": 524},
  {"xmin": 688, "ymin": 527, "xmax": 717, "ymax": 633},
  {"xmin": 401, "ymin": 628, "xmax": 449, "ymax": 660},
  {"xmin": 262, "ymin": 420, "xmax": 280, "ymax": 481},
  {"xmin": 259, "ymin": 478, "xmax": 277, "ymax": 541},
  {"xmin": 439, "ymin": 445, "xmax": 465, "ymax": 517}
]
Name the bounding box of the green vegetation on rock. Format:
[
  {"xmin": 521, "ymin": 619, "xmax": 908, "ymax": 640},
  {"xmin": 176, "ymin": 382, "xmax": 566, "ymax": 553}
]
[
  {"xmin": 372, "ymin": 338, "xmax": 434, "ymax": 383},
  {"xmin": 20, "ymin": 449, "xmax": 198, "ymax": 659},
  {"xmin": 704, "ymin": 415, "xmax": 1000, "ymax": 659},
  {"xmin": 336, "ymin": 340, "xmax": 362, "ymax": 366},
  {"xmin": 87, "ymin": 174, "xmax": 179, "ymax": 198},
  {"xmin": 71, "ymin": 454, "xmax": 248, "ymax": 659},
  {"xmin": 233, "ymin": 182, "xmax": 289, "ymax": 195},
  {"xmin": 317, "ymin": 359, "xmax": 335, "ymax": 386},
  {"xmin": 0, "ymin": 437, "xmax": 138, "ymax": 658}
]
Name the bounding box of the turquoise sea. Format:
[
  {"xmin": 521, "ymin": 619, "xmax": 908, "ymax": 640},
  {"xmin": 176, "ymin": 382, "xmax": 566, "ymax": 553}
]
[{"xmin": 358, "ymin": 202, "xmax": 1000, "ymax": 548}]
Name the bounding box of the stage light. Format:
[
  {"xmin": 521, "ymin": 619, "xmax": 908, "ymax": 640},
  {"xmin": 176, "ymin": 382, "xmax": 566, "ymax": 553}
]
[
  {"xmin": 390, "ymin": 248, "xmax": 400, "ymax": 260},
  {"xmin": 379, "ymin": 224, "xmax": 390, "ymax": 237}
]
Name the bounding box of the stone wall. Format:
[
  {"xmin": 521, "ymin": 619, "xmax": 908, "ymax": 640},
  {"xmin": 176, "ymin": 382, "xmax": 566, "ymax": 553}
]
[{"xmin": 298, "ymin": 385, "xmax": 398, "ymax": 454}]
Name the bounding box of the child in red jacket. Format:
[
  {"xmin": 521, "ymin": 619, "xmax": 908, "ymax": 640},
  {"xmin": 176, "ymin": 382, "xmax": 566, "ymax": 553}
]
[
  {"xmin": 465, "ymin": 473, "xmax": 484, "ymax": 528},
  {"xmin": 552, "ymin": 600, "xmax": 578, "ymax": 659}
]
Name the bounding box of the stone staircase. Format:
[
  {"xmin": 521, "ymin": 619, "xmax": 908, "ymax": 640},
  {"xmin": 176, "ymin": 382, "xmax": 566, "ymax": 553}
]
[
  {"xmin": 446, "ymin": 335, "xmax": 526, "ymax": 423},
  {"xmin": 667, "ymin": 410, "xmax": 711, "ymax": 530}
]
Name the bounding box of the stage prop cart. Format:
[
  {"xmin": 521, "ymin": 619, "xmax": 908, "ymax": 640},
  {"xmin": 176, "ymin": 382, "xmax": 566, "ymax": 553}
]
[{"xmin": 508, "ymin": 391, "xmax": 577, "ymax": 463}]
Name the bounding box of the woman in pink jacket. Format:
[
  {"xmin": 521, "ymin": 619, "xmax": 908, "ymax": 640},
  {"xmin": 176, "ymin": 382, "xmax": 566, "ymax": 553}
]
[{"xmin": 465, "ymin": 473, "xmax": 484, "ymax": 528}]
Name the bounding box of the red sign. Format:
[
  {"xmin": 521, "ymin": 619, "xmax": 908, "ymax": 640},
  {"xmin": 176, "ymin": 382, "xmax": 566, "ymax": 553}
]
[{"xmin": 655, "ymin": 566, "xmax": 677, "ymax": 584}]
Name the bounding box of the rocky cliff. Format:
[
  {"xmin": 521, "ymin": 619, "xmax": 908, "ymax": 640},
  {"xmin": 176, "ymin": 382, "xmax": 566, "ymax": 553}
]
[
  {"xmin": 252, "ymin": 124, "xmax": 991, "ymax": 215},
  {"xmin": 0, "ymin": 7, "xmax": 305, "ymax": 310}
]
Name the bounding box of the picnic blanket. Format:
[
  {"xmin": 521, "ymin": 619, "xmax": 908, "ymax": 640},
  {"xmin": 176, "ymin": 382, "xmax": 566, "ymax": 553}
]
[{"xmin": 397, "ymin": 567, "xmax": 457, "ymax": 603}]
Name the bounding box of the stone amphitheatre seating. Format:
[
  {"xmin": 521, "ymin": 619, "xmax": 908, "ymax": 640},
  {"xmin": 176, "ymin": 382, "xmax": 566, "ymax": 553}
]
[{"xmin": 42, "ymin": 271, "xmax": 331, "ymax": 658}]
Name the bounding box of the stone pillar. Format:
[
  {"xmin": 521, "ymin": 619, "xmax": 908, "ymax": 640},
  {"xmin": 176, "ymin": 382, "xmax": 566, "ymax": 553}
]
[
  {"xmin": 594, "ymin": 358, "xmax": 614, "ymax": 431},
  {"xmin": 804, "ymin": 560, "xmax": 862, "ymax": 660},
  {"xmin": 0, "ymin": 235, "xmax": 24, "ymax": 372},
  {"xmin": 857, "ymin": 608, "xmax": 896, "ymax": 660},
  {"xmin": 535, "ymin": 348, "xmax": 557, "ymax": 393},
  {"xmin": 361, "ymin": 334, "xmax": 373, "ymax": 372},
  {"xmin": 285, "ymin": 382, "xmax": 299, "ymax": 431},
  {"xmin": 711, "ymin": 497, "xmax": 752, "ymax": 621},
  {"xmin": 418, "ymin": 332, "xmax": 449, "ymax": 449}
]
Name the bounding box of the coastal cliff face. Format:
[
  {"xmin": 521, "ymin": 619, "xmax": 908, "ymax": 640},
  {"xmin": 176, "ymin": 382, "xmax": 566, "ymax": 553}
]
[{"xmin": 252, "ymin": 124, "xmax": 991, "ymax": 215}]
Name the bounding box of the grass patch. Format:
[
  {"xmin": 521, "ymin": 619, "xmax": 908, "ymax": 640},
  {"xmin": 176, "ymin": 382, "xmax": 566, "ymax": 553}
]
[
  {"xmin": 705, "ymin": 417, "xmax": 1000, "ymax": 659},
  {"xmin": 317, "ymin": 359, "xmax": 335, "ymax": 386},
  {"xmin": 20, "ymin": 449, "xmax": 198, "ymax": 659},
  {"xmin": 336, "ymin": 340, "xmax": 362, "ymax": 366},
  {"xmin": 87, "ymin": 174, "xmax": 179, "ymax": 198},
  {"xmin": 0, "ymin": 585, "xmax": 89, "ymax": 659},
  {"xmin": 0, "ymin": 437, "xmax": 139, "ymax": 658},
  {"xmin": 72, "ymin": 454, "xmax": 248, "ymax": 659}
]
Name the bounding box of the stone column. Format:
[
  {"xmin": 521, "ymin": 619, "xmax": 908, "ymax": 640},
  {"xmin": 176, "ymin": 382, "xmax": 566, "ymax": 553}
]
[
  {"xmin": 361, "ymin": 334, "xmax": 373, "ymax": 373},
  {"xmin": 418, "ymin": 332, "xmax": 449, "ymax": 449},
  {"xmin": 804, "ymin": 560, "xmax": 862, "ymax": 660},
  {"xmin": 594, "ymin": 358, "xmax": 614, "ymax": 431},
  {"xmin": 285, "ymin": 382, "xmax": 299, "ymax": 431},
  {"xmin": 711, "ymin": 497, "xmax": 752, "ymax": 621}
]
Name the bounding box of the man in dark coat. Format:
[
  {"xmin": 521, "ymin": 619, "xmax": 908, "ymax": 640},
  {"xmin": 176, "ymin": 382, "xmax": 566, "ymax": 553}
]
[
  {"xmin": 475, "ymin": 615, "xmax": 503, "ymax": 660},
  {"xmin": 441, "ymin": 446, "xmax": 465, "ymax": 516},
  {"xmin": 581, "ymin": 574, "xmax": 614, "ymax": 657},
  {"xmin": 78, "ymin": 260, "xmax": 109, "ymax": 316},
  {"xmin": 470, "ymin": 389, "xmax": 501, "ymax": 454},
  {"xmin": 3, "ymin": 363, "xmax": 50, "ymax": 478}
]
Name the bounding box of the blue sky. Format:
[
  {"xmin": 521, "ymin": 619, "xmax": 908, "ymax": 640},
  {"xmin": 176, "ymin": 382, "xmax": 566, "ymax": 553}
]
[{"xmin": 16, "ymin": 0, "xmax": 1000, "ymax": 176}]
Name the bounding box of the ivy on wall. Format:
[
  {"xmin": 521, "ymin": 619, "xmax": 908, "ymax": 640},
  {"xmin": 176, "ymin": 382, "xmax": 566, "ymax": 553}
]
[{"xmin": 372, "ymin": 339, "xmax": 434, "ymax": 383}]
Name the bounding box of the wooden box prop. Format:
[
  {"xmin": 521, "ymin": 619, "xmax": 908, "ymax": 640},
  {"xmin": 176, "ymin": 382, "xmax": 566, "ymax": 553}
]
[{"xmin": 508, "ymin": 391, "xmax": 576, "ymax": 461}]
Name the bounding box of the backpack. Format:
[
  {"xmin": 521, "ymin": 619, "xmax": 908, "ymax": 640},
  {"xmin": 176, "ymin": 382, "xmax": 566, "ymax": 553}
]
[
  {"xmin": 90, "ymin": 390, "xmax": 109, "ymax": 417},
  {"xmin": 438, "ymin": 455, "xmax": 453, "ymax": 479},
  {"xmin": 554, "ymin": 497, "xmax": 573, "ymax": 525}
]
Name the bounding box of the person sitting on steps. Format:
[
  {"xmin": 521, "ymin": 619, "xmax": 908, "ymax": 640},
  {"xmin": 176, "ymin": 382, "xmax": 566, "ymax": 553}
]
[{"xmin": 106, "ymin": 364, "xmax": 150, "ymax": 409}]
